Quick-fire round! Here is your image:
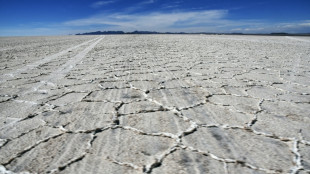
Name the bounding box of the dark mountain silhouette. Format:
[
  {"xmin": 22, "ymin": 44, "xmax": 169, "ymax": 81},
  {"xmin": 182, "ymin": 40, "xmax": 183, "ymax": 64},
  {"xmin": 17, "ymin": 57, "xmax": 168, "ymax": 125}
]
[
  {"xmin": 76, "ymin": 31, "xmax": 125, "ymax": 35},
  {"xmin": 75, "ymin": 31, "xmax": 310, "ymax": 36}
]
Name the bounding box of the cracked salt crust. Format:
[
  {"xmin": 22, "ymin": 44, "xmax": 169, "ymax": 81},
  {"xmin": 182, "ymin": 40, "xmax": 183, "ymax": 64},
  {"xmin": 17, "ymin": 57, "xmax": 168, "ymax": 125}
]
[{"xmin": 0, "ymin": 35, "xmax": 309, "ymax": 173}]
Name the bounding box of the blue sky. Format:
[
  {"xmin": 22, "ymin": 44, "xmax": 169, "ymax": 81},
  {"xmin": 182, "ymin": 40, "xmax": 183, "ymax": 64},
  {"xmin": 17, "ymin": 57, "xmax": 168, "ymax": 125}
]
[{"xmin": 0, "ymin": 0, "xmax": 310, "ymax": 36}]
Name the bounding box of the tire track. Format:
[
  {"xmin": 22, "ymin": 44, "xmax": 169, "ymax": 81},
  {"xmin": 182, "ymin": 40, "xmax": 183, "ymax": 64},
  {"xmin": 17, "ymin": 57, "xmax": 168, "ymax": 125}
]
[
  {"xmin": 23, "ymin": 36, "xmax": 104, "ymax": 95},
  {"xmin": 0, "ymin": 36, "xmax": 102, "ymax": 84}
]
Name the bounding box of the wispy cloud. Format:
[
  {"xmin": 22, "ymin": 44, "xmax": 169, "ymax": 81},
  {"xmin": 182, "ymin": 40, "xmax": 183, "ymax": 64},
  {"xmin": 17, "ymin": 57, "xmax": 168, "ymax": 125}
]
[
  {"xmin": 62, "ymin": 9, "xmax": 310, "ymax": 33},
  {"xmin": 161, "ymin": 5, "xmax": 179, "ymax": 9},
  {"xmin": 64, "ymin": 10, "xmax": 229, "ymax": 32},
  {"xmin": 161, "ymin": 1, "xmax": 182, "ymax": 9},
  {"xmin": 230, "ymin": 20, "xmax": 310, "ymax": 33},
  {"xmin": 90, "ymin": 1, "xmax": 115, "ymax": 8}
]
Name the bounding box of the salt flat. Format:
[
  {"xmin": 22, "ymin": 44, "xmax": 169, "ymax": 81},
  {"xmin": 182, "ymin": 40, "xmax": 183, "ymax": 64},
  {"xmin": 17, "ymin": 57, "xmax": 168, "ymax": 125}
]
[{"xmin": 0, "ymin": 35, "xmax": 309, "ymax": 174}]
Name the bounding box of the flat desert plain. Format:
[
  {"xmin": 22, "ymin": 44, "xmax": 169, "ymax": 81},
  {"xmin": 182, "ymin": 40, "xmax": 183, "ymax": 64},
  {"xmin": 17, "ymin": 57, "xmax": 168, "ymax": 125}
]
[{"xmin": 0, "ymin": 35, "xmax": 310, "ymax": 174}]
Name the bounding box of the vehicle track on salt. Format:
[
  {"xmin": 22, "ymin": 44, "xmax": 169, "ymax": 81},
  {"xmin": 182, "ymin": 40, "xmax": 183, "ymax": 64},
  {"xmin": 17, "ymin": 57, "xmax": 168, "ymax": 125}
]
[{"xmin": 0, "ymin": 36, "xmax": 102, "ymax": 84}]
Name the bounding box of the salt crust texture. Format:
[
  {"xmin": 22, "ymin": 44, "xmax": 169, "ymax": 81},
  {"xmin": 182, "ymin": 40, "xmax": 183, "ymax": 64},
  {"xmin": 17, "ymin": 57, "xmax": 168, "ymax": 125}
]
[{"xmin": 0, "ymin": 35, "xmax": 309, "ymax": 174}]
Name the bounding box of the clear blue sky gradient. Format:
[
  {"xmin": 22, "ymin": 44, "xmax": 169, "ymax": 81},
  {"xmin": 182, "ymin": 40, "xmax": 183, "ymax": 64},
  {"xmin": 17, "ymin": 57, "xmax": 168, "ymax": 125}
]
[{"xmin": 0, "ymin": 0, "xmax": 310, "ymax": 36}]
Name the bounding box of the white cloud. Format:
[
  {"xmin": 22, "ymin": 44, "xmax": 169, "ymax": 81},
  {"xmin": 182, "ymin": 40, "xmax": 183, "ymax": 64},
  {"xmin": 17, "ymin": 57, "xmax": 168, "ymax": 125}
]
[
  {"xmin": 161, "ymin": 1, "xmax": 182, "ymax": 9},
  {"xmin": 63, "ymin": 10, "xmax": 310, "ymax": 33},
  {"xmin": 90, "ymin": 1, "xmax": 115, "ymax": 8},
  {"xmin": 299, "ymin": 22, "xmax": 310, "ymax": 27},
  {"xmin": 229, "ymin": 20, "xmax": 310, "ymax": 33},
  {"xmin": 63, "ymin": 10, "xmax": 230, "ymax": 32}
]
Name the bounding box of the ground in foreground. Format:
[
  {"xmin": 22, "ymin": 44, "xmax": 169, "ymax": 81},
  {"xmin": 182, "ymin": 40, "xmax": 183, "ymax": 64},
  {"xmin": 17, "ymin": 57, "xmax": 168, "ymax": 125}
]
[{"xmin": 0, "ymin": 35, "xmax": 310, "ymax": 174}]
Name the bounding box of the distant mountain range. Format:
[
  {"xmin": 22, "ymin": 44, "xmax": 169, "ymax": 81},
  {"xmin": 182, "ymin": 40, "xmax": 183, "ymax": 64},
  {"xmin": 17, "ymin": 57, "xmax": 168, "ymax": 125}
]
[
  {"xmin": 75, "ymin": 31, "xmax": 310, "ymax": 36},
  {"xmin": 76, "ymin": 30, "xmax": 188, "ymax": 35}
]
